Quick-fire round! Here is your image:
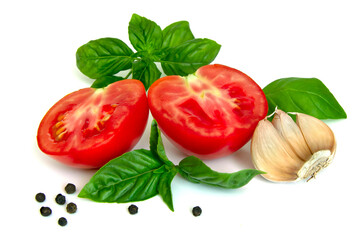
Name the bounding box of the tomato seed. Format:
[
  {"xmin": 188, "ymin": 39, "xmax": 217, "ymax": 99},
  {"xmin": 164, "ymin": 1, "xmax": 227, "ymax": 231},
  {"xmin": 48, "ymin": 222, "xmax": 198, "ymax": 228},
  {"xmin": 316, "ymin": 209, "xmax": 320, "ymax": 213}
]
[
  {"xmin": 57, "ymin": 114, "xmax": 65, "ymax": 121},
  {"xmin": 54, "ymin": 121, "xmax": 64, "ymax": 128}
]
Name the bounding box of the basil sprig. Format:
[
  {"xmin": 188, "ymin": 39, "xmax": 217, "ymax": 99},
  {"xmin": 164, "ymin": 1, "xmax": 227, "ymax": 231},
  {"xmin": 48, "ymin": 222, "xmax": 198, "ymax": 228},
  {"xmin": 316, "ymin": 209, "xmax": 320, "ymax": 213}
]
[
  {"xmin": 76, "ymin": 14, "xmax": 221, "ymax": 90},
  {"xmin": 78, "ymin": 121, "xmax": 177, "ymax": 211},
  {"xmin": 79, "ymin": 121, "xmax": 263, "ymax": 211},
  {"xmin": 178, "ymin": 156, "xmax": 265, "ymax": 189},
  {"xmin": 263, "ymin": 77, "xmax": 347, "ymax": 119}
]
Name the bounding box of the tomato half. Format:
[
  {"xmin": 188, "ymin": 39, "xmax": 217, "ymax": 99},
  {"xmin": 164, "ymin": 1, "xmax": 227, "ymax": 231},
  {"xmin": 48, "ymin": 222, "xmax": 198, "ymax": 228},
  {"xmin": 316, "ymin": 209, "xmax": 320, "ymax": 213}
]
[
  {"xmin": 148, "ymin": 64, "xmax": 268, "ymax": 159},
  {"xmin": 37, "ymin": 80, "xmax": 149, "ymax": 168}
]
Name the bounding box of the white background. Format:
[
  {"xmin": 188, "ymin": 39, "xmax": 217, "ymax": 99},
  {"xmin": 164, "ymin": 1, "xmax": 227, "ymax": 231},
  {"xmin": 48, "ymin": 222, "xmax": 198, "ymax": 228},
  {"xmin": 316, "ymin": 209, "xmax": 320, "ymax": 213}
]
[{"xmin": 1, "ymin": 0, "xmax": 359, "ymax": 239}]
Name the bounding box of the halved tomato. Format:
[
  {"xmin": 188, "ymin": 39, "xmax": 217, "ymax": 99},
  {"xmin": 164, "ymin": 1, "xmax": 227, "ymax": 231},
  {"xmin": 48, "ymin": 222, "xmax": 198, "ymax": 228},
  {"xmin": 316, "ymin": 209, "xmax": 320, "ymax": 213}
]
[
  {"xmin": 37, "ymin": 79, "xmax": 149, "ymax": 168},
  {"xmin": 148, "ymin": 64, "xmax": 268, "ymax": 159}
]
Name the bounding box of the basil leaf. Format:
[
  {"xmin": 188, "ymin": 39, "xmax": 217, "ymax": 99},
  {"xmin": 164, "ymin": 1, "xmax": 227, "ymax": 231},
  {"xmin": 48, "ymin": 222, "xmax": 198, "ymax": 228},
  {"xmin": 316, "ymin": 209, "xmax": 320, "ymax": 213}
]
[
  {"xmin": 158, "ymin": 167, "xmax": 177, "ymax": 212},
  {"xmin": 128, "ymin": 14, "xmax": 163, "ymax": 52},
  {"xmin": 178, "ymin": 156, "xmax": 264, "ymax": 189},
  {"xmin": 162, "ymin": 21, "xmax": 195, "ymax": 49},
  {"xmin": 160, "ymin": 38, "xmax": 221, "ymax": 76},
  {"xmin": 149, "ymin": 120, "xmax": 173, "ymax": 166},
  {"xmin": 79, "ymin": 122, "xmax": 178, "ymax": 211},
  {"xmin": 76, "ymin": 37, "xmax": 134, "ymax": 79},
  {"xmin": 78, "ymin": 149, "xmax": 165, "ymax": 203},
  {"xmin": 263, "ymin": 77, "xmax": 347, "ymax": 119},
  {"xmin": 91, "ymin": 76, "xmax": 124, "ymax": 88},
  {"xmin": 149, "ymin": 120, "xmax": 177, "ymax": 211},
  {"xmin": 132, "ymin": 60, "xmax": 161, "ymax": 90}
]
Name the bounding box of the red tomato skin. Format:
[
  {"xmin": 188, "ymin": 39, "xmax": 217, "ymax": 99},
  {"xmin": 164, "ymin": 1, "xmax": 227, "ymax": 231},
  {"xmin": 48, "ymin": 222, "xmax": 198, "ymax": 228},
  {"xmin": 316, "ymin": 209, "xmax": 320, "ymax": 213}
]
[
  {"xmin": 37, "ymin": 80, "xmax": 149, "ymax": 169},
  {"xmin": 148, "ymin": 64, "xmax": 268, "ymax": 159}
]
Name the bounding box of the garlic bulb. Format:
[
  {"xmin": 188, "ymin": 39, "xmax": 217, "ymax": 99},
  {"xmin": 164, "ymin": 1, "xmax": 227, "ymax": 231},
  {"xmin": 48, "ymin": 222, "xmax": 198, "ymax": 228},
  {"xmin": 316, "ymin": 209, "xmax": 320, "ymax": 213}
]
[{"xmin": 250, "ymin": 109, "xmax": 336, "ymax": 182}]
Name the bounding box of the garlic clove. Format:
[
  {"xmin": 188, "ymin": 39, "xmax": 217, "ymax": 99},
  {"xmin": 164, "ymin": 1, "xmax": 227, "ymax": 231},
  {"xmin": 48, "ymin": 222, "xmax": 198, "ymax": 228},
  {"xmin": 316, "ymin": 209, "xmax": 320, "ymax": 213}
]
[
  {"xmin": 251, "ymin": 119, "xmax": 304, "ymax": 182},
  {"xmin": 296, "ymin": 113, "xmax": 336, "ymax": 154},
  {"xmin": 271, "ymin": 109, "xmax": 312, "ymax": 161},
  {"xmin": 251, "ymin": 110, "xmax": 337, "ymax": 182}
]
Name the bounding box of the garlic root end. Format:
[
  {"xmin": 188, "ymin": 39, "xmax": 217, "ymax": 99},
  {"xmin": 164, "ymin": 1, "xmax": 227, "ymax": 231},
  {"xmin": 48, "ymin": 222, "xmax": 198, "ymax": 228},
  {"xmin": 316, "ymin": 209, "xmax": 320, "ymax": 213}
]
[{"xmin": 297, "ymin": 150, "xmax": 334, "ymax": 181}]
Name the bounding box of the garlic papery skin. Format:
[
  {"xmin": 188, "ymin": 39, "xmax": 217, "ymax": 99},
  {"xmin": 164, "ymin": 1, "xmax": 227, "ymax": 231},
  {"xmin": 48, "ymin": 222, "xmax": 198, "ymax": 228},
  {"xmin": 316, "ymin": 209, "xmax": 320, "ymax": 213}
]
[{"xmin": 250, "ymin": 109, "xmax": 336, "ymax": 182}]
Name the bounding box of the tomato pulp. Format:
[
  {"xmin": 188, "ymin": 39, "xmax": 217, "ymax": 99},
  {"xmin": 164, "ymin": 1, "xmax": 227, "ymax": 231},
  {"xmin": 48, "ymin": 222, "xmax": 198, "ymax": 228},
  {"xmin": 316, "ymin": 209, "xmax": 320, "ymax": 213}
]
[
  {"xmin": 37, "ymin": 80, "xmax": 149, "ymax": 168},
  {"xmin": 148, "ymin": 64, "xmax": 268, "ymax": 159}
]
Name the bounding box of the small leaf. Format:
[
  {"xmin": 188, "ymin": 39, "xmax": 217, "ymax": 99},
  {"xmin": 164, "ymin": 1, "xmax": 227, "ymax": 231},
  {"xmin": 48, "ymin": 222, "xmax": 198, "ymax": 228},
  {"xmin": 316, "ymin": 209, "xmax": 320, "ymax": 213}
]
[
  {"xmin": 132, "ymin": 60, "xmax": 161, "ymax": 90},
  {"xmin": 128, "ymin": 14, "xmax": 163, "ymax": 52},
  {"xmin": 149, "ymin": 120, "xmax": 171, "ymax": 165},
  {"xmin": 161, "ymin": 38, "xmax": 221, "ymax": 76},
  {"xmin": 263, "ymin": 77, "xmax": 347, "ymax": 119},
  {"xmin": 178, "ymin": 156, "xmax": 264, "ymax": 189},
  {"xmin": 149, "ymin": 120, "xmax": 177, "ymax": 211},
  {"xmin": 79, "ymin": 122, "xmax": 178, "ymax": 212},
  {"xmin": 162, "ymin": 21, "xmax": 195, "ymax": 49},
  {"xmin": 76, "ymin": 38, "xmax": 134, "ymax": 79},
  {"xmin": 91, "ymin": 76, "xmax": 124, "ymax": 88},
  {"xmin": 158, "ymin": 167, "xmax": 177, "ymax": 212},
  {"xmin": 78, "ymin": 149, "xmax": 166, "ymax": 203}
]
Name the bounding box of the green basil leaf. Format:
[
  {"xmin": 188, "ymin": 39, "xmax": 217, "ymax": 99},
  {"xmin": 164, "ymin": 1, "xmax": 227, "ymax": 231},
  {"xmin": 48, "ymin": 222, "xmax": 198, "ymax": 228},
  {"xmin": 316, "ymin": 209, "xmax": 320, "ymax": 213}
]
[
  {"xmin": 76, "ymin": 37, "xmax": 134, "ymax": 79},
  {"xmin": 132, "ymin": 60, "xmax": 161, "ymax": 90},
  {"xmin": 162, "ymin": 21, "xmax": 195, "ymax": 49},
  {"xmin": 263, "ymin": 77, "xmax": 347, "ymax": 119},
  {"xmin": 91, "ymin": 76, "xmax": 124, "ymax": 88},
  {"xmin": 178, "ymin": 156, "xmax": 264, "ymax": 189},
  {"xmin": 79, "ymin": 122, "xmax": 178, "ymax": 211},
  {"xmin": 158, "ymin": 167, "xmax": 177, "ymax": 212},
  {"xmin": 160, "ymin": 38, "xmax": 221, "ymax": 76},
  {"xmin": 128, "ymin": 14, "xmax": 163, "ymax": 52},
  {"xmin": 149, "ymin": 120, "xmax": 172, "ymax": 166},
  {"xmin": 149, "ymin": 120, "xmax": 177, "ymax": 211},
  {"xmin": 78, "ymin": 149, "xmax": 166, "ymax": 203}
]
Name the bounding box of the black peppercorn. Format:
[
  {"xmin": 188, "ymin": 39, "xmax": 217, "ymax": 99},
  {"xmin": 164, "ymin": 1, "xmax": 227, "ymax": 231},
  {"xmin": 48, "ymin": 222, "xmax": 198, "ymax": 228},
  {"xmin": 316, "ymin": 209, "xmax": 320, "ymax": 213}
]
[
  {"xmin": 40, "ymin": 206, "xmax": 52, "ymax": 217},
  {"xmin": 35, "ymin": 193, "xmax": 46, "ymax": 202},
  {"xmin": 58, "ymin": 217, "xmax": 67, "ymax": 226},
  {"xmin": 55, "ymin": 194, "xmax": 66, "ymax": 205},
  {"xmin": 66, "ymin": 202, "xmax": 77, "ymax": 214},
  {"xmin": 192, "ymin": 206, "xmax": 202, "ymax": 217},
  {"xmin": 128, "ymin": 204, "xmax": 138, "ymax": 215},
  {"xmin": 65, "ymin": 183, "xmax": 76, "ymax": 194}
]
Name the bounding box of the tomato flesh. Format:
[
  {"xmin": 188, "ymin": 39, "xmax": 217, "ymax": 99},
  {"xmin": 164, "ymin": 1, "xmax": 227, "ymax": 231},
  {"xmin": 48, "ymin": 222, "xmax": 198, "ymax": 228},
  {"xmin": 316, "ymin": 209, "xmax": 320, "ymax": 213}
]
[
  {"xmin": 148, "ymin": 64, "xmax": 268, "ymax": 159},
  {"xmin": 37, "ymin": 80, "xmax": 149, "ymax": 168}
]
